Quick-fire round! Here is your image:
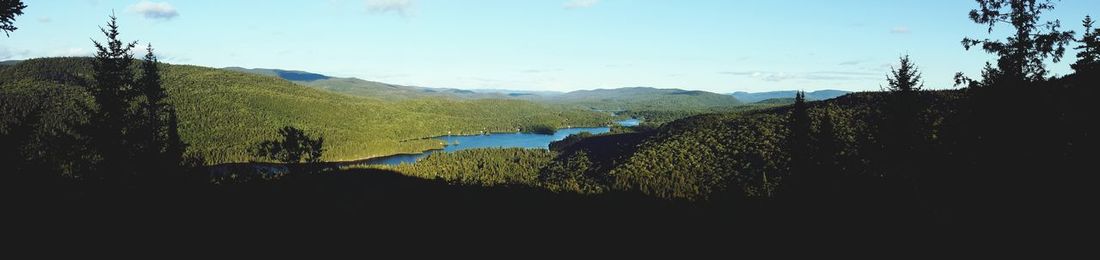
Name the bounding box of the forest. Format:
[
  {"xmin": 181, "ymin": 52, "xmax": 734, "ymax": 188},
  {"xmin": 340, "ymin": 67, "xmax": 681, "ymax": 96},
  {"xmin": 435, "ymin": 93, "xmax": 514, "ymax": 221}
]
[{"xmin": 1, "ymin": 0, "xmax": 1096, "ymax": 242}]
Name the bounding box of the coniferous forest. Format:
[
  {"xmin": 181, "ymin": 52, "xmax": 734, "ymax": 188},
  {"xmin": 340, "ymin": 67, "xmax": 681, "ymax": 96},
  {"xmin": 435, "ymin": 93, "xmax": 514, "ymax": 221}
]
[{"xmin": 1, "ymin": 0, "xmax": 1097, "ymax": 247}]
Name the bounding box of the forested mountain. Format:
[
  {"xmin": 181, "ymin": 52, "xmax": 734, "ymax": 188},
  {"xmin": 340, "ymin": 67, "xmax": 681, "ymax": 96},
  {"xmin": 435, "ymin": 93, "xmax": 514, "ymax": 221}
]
[
  {"xmin": 226, "ymin": 67, "xmax": 519, "ymax": 100},
  {"xmin": 392, "ymin": 78, "xmax": 1092, "ymax": 228},
  {"xmin": 0, "ymin": 57, "xmax": 611, "ymax": 164},
  {"xmin": 731, "ymin": 89, "xmax": 850, "ymax": 103},
  {"xmin": 222, "ymin": 67, "xmax": 330, "ymax": 81},
  {"xmin": 223, "ymin": 67, "xmax": 745, "ymax": 111},
  {"xmin": 523, "ymin": 87, "xmax": 744, "ymax": 112}
]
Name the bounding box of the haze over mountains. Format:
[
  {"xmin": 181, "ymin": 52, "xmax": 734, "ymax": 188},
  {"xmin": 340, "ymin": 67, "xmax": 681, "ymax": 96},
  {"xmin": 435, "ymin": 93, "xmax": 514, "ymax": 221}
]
[
  {"xmin": 730, "ymin": 90, "xmax": 851, "ymax": 103},
  {"xmin": 4, "ymin": 61, "xmax": 850, "ymax": 105},
  {"xmin": 222, "ymin": 66, "xmax": 845, "ymax": 107}
]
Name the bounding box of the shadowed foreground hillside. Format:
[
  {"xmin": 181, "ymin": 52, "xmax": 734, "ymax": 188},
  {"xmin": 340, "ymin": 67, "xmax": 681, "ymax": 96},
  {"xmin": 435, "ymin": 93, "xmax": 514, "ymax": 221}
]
[
  {"xmin": 537, "ymin": 76, "xmax": 1093, "ymax": 228},
  {"xmin": 374, "ymin": 74, "xmax": 1092, "ymax": 231}
]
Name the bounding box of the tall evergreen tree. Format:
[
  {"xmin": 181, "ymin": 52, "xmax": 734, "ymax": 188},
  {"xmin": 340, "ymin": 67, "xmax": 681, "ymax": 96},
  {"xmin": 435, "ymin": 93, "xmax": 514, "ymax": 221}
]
[
  {"xmin": 164, "ymin": 107, "xmax": 186, "ymax": 169},
  {"xmin": 1072, "ymin": 16, "xmax": 1100, "ymax": 74},
  {"xmin": 883, "ymin": 55, "xmax": 923, "ymax": 182},
  {"xmin": 787, "ymin": 91, "xmax": 811, "ymax": 182},
  {"xmin": 813, "ymin": 107, "xmax": 840, "ymax": 179},
  {"xmin": 134, "ymin": 43, "xmax": 186, "ymax": 174},
  {"xmin": 885, "ymin": 55, "xmax": 923, "ymax": 93},
  {"xmin": 88, "ymin": 14, "xmax": 138, "ymax": 183},
  {"xmin": 958, "ymin": 0, "xmax": 1076, "ymax": 87},
  {"xmin": 0, "ymin": 0, "xmax": 25, "ymax": 36}
]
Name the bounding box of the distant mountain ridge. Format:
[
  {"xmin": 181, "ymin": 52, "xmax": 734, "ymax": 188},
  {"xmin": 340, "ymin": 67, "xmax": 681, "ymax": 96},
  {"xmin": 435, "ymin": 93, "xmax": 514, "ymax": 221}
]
[
  {"xmin": 225, "ymin": 67, "xmax": 517, "ymax": 100},
  {"xmin": 223, "ymin": 67, "xmax": 331, "ymax": 81},
  {"xmin": 731, "ymin": 90, "xmax": 850, "ymax": 103},
  {"xmin": 224, "ymin": 67, "xmax": 744, "ymax": 110}
]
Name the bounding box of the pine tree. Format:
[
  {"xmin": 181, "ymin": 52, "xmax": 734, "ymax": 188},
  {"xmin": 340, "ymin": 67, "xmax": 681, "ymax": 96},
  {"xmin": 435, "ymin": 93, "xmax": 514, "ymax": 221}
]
[
  {"xmin": 885, "ymin": 55, "xmax": 923, "ymax": 93},
  {"xmin": 959, "ymin": 0, "xmax": 1076, "ymax": 86},
  {"xmin": 883, "ymin": 56, "xmax": 923, "ymax": 182},
  {"xmin": 1072, "ymin": 16, "xmax": 1100, "ymax": 74},
  {"xmin": 135, "ymin": 43, "xmax": 187, "ymax": 174},
  {"xmin": 88, "ymin": 14, "xmax": 138, "ymax": 183},
  {"xmin": 813, "ymin": 107, "xmax": 839, "ymax": 179},
  {"xmin": 787, "ymin": 91, "xmax": 811, "ymax": 184},
  {"xmin": 164, "ymin": 107, "xmax": 186, "ymax": 168}
]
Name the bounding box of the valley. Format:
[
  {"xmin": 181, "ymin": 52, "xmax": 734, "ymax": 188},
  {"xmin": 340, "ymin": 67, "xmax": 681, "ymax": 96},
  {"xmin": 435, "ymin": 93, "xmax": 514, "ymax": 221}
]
[{"xmin": 1, "ymin": 0, "xmax": 1095, "ymax": 241}]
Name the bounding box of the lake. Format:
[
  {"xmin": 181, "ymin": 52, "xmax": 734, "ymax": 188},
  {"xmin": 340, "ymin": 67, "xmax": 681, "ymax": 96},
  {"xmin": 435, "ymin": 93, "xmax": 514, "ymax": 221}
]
[{"xmin": 356, "ymin": 118, "xmax": 641, "ymax": 166}]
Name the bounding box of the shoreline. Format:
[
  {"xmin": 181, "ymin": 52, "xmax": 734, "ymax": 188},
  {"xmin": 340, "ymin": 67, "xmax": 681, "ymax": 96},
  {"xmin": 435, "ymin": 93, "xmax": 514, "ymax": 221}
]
[{"xmin": 208, "ymin": 118, "xmax": 641, "ymax": 168}]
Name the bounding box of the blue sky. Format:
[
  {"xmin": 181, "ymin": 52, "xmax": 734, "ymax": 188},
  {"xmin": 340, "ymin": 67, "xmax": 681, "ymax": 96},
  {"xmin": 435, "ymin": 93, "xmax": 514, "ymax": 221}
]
[{"xmin": 3, "ymin": 0, "xmax": 1098, "ymax": 92}]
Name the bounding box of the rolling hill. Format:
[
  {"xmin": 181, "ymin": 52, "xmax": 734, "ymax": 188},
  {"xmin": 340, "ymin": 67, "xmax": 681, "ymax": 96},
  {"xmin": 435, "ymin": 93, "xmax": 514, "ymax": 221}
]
[
  {"xmin": 225, "ymin": 67, "xmax": 745, "ymax": 112},
  {"xmin": 526, "ymin": 87, "xmax": 744, "ymax": 111},
  {"xmin": 0, "ymin": 58, "xmax": 612, "ymax": 164},
  {"xmin": 226, "ymin": 67, "xmax": 512, "ymax": 100},
  {"xmin": 731, "ymin": 90, "xmax": 850, "ymax": 103}
]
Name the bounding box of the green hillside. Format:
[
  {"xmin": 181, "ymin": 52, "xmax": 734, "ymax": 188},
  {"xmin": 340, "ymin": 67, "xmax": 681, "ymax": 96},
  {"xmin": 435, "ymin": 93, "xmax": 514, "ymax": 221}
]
[
  {"xmin": 227, "ymin": 67, "xmax": 513, "ymax": 100},
  {"xmin": 0, "ymin": 57, "xmax": 612, "ymax": 164},
  {"xmin": 541, "ymin": 91, "xmax": 952, "ymax": 200},
  {"xmin": 228, "ymin": 68, "xmax": 745, "ymax": 113},
  {"xmin": 385, "ymin": 79, "xmax": 1089, "ymax": 209}
]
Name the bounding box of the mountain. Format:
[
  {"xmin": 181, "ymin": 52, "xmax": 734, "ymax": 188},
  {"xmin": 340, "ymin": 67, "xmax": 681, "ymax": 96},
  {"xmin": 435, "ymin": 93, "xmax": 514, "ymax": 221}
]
[
  {"xmin": 225, "ymin": 67, "xmax": 745, "ymax": 111},
  {"xmin": 222, "ymin": 67, "xmax": 330, "ymax": 81},
  {"xmin": 730, "ymin": 90, "xmax": 850, "ymax": 103},
  {"xmin": 297, "ymin": 77, "xmax": 508, "ymax": 100},
  {"xmin": 526, "ymin": 87, "xmax": 744, "ymax": 111},
  {"xmin": 0, "ymin": 60, "xmax": 23, "ymax": 66},
  {"xmin": 1, "ymin": 58, "xmax": 611, "ymax": 164},
  {"xmin": 226, "ymin": 67, "xmax": 513, "ymax": 100}
]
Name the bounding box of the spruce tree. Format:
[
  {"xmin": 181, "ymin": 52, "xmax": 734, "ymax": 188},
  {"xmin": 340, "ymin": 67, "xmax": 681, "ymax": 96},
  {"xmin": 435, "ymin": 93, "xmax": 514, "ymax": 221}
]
[
  {"xmin": 135, "ymin": 43, "xmax": 186, "ymax": 175},
  {"xmin": 958, "ymin": 0, "xmax": 1076, "ymax": 86},
  {"xmin": 1072, "ymin": 16, "xmax": 1100, "ymax": 74},
  {"xmin": 787, "ymin": 91, "xmax": 812, "ymax": 188},
  {"xmin": 89, "ymin": 14, "xmax": 138, "ymax": 183},
  {"xmin": 885, "ymin": 55, "xmax": 923, "ymax": 93},
  {"xmin": 813, "ymin": 107, "xmax": 839, "ymax": 179},
  {"xmin": 884, "ymin": 56, "xmax": 923, "ymax": 179}
]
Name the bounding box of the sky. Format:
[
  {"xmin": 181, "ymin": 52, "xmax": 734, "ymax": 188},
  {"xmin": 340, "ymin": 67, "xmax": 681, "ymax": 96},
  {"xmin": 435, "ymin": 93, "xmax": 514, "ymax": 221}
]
[{"xmin": 2, "ymin": 0, "xmax": 1098, "ymax": 92}]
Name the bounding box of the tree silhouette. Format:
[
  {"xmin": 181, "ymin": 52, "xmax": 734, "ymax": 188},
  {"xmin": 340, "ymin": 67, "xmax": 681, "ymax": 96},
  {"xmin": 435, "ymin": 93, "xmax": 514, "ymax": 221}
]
[
  {"xmin": 883, "ymin": 55, "xmax": 924, "ymax": 192},
  {"xmin": 1, "ymin": 0, "xmax": 25, "ymax": 36},
  {"xmin": 884, "ymin": 55, "xmax": 923, "ymax": 93},
  {"xmin": 785, "ymin": 91, "xmax": 811, "ymax": 191},
  {"xmin": 133, "ymin": 43, "xmax": 187, "ymax": 176},
  {"xmin": 88, "ymin": 14, "xmax": 139, "ymax": 183},
  {"xmin": 813, "ymin": 107, "xmax": 840, "ymax": 180},
  {"xmin": 254, "ymin": 126, "xmax": 325, "ymax": 168},
  {"xmin": 957, "ymin": 0, "xmax": 1075, "ymax": 87},
  {"xmin": 1072, "ymin": 16, "xmax": 1100, "ymax": 74}
]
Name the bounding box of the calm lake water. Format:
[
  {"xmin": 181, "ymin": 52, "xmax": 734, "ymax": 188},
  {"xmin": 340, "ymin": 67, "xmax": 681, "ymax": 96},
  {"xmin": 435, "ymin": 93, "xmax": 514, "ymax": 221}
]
[{"xmin": 357, "ymin": 118, "xmax": 641, "ymax": 166}]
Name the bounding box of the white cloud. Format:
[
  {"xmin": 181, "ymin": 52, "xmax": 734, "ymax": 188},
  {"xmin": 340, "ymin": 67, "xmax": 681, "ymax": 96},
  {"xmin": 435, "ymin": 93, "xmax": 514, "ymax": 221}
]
[
  {"xmin": 564, "ymin": 0, "xmax": 599, "ymax": 9},
  {"xmin": 365, "ymin": 0, "xmax": 414, "ymax": 16},
  {"xmin": 129, "ymin": 1, "xmax": 179, "ymax": 20},
  {"xmin": 37, "ymin": 17, "xmax": 51, "ymax": 23},
  {"xmin": 6, "ymin": 49, "xmax": 31, "ymax": 59},
  {"xmin": 890, "ymin": 26, "xmax": 911, "ymax": 34}
]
